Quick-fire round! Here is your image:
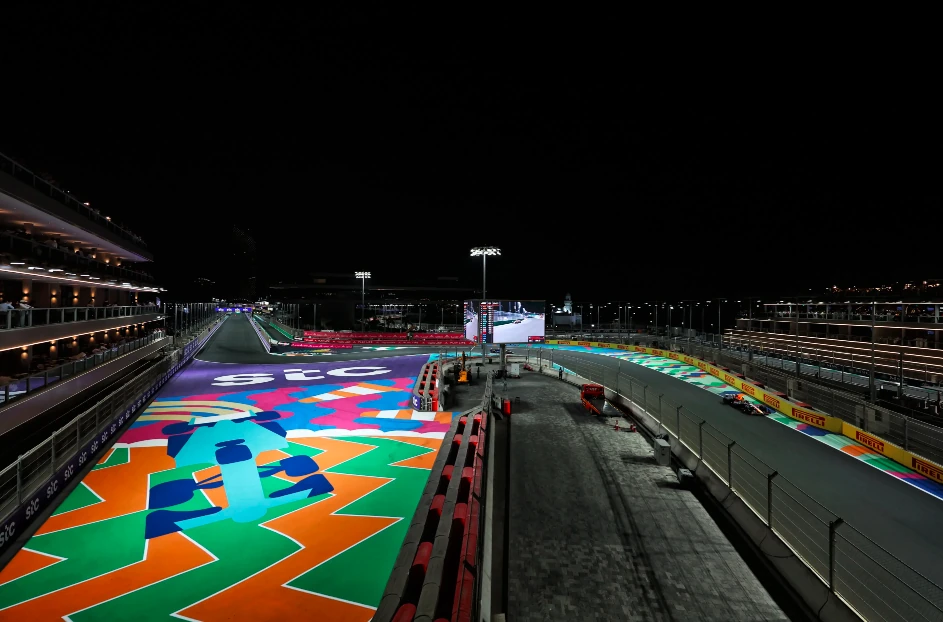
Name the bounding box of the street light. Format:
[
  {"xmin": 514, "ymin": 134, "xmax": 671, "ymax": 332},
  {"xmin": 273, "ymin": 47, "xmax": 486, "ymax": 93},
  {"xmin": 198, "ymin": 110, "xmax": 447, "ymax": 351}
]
[
  {"xmin": 470, "ymin": 247, "xmax": 500, "ymax": 300},
  {"xmin": 355, "ymin": 271, "xmax": 370, "ymax": 330}
]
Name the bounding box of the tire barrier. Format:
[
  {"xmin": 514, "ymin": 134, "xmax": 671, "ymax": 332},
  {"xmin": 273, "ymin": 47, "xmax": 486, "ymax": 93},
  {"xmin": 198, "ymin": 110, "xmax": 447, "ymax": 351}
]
[
  {"xmin": 375, "ymin": 391, "xmax": 492, "ymax": 622},
  {"xmin": 412, "ymin": 362, "xmax": 440, "ymax": 411}
]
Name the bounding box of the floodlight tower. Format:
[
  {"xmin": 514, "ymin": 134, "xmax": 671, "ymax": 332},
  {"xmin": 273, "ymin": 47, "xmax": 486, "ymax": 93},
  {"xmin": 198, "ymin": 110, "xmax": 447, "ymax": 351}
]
[
  {"xmin": 470, "ymin": 246, "xmax": 500, "ymax": 300},
  {"xmin": 355, "ymin": 271, "xmax": 370, "ymax": 330}
]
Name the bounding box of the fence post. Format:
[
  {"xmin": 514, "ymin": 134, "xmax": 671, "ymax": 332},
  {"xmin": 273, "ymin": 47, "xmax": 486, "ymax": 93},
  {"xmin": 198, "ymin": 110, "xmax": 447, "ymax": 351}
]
[
  {"xmin": 676, "ymin": 406, "xmax": 681, "ymax": 438},
  {"xmin": 16, "ymin": 456, "xmax": 23, "ymax": 504},
  {"xmin": 698, "ymin": 421, "xmax": 705, "ymax": 457},
  {"xmin": 727, "ymin": 441, "xmax": 736, "ymax": 489},
  {"xmin": 828, "ymin": 518, "xmax": 844, "ymax": 591},
  {"xmin": 766, "ymin": 471, "xmax": 777, "ymax": 526},
  {"xmin": 658, "ymin": 394, "xmax": 663, "ymax": 419}
]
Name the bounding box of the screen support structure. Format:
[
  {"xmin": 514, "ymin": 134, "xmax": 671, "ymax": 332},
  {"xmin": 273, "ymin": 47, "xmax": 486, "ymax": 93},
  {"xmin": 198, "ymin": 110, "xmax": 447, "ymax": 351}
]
[{"xmin": 500, "ymin": 343, "xmax": 507, "ymax": 375}]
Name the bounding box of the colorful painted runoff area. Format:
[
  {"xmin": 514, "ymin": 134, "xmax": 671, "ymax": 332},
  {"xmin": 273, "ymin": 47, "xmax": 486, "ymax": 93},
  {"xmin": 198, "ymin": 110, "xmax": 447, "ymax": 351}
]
[
  {"xmin": 0, "ymin": 355, "xmax": 456, "ymax": 621},
  {"xmin": 541, "ymin": 343, "xmax": 943, "ymax": 500}
]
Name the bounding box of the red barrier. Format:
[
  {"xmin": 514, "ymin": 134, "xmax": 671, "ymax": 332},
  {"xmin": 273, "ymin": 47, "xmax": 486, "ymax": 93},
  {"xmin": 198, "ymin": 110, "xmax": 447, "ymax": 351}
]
[
  {"xmin": 302, "ymin": 339, "xmax": 474, "ymax": 346},
  {"xmin": 289, "ymin": 342, "xmax": 354, "ymax": 349}
]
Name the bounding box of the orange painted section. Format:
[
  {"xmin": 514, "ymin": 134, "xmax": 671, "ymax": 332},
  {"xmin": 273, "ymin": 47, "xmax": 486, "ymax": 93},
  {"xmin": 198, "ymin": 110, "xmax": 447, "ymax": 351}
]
[
  {"xmin": 37, "ymin": 447, "xmax": 176, "ymax": 535},
  {"xmin": 177, "ymin": 472, "xmax": 394, "ymax": 620},
  {"xmin": 0, "ymin": 548, "xmax": 62, "ymax": 584},
  {"xmin": 289, "ymin": 438, "xmax": 376, "ymax": 471},
  {"xmin": 0, "ymin": 532, "xmax": 213, "ymax": 619}
]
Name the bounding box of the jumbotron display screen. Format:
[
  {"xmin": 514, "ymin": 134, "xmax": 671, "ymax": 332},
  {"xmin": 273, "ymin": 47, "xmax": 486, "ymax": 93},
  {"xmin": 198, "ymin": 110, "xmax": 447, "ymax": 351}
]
[{"xmin": 463, "ymin": 300, "xmax": 545, "ymax": 344}]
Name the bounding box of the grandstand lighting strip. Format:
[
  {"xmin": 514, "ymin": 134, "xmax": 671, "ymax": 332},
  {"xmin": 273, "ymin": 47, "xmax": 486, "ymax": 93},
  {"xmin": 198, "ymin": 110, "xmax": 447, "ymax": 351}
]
[
  {"xmin": 727, "ymin": 337, "xmax": 943, "ymax": 374},
  {"xmin": 0, "ymin": 321, "xmax": 163, "ymax": 352},
  {"xmin": 0, "ymin": 266, "xmax": 160, "ymax": 292},
  {"xmin": 729, "ymin": 332, "xmax": 943, "ymax": 368}
]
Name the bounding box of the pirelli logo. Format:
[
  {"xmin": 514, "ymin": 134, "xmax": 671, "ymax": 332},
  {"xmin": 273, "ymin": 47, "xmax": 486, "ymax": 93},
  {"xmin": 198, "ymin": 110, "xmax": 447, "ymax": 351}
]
[
  {"xmin": 668, "ymin": 353, "xmax": 678, "ymax": 360},
  {"xmin": 763, "ymin": 394, "xmax": 780, "ymax": 409},
  {"xmin": 855, "ymin": 430, "xmax": 885, "ymax": 453},
  {"xmin": 793, "ymin": 408, "xmax": 826, "ymax": 427},
  {"xmin": 652, "ymin": 349, "xmax": 663, "ymax": 356},
  {"xmin": 683, "ymin": 356, "xmax": 693, "ymax": 364},
  {"xmin": 723, "ymin": 374, "xmax": 737, "ymax": 385},
  {"xmin": 577, "ymin": 342, "xmax": 591, "ymax": 346},
  {"xmin": 709, "ymin": 367, "xmax": 720, "ymax": 376},
  {"xmin": 635, "ymin": 346, "xmax": 647, "ymax": 352},
  {"xmin": 697, "ymin": 362, "xmax": 708, "ymax": 370},
  {"xmin": 617, "ymin": 344, "xmax": 630, "ymax": 350},
  {"xmin": 741, "ymin": 384, "xmax": 755, "ymax": 396},
  {"xmin": 912, "ymin": 457, "xmax": 943, "ymax": 483}
]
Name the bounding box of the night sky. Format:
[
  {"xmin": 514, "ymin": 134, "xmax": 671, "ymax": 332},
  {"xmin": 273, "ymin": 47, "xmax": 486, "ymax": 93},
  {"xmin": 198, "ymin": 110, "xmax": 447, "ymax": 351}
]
[{"xmin": 3, "ymin": 7, "xmax": 938, "ymax": 304}]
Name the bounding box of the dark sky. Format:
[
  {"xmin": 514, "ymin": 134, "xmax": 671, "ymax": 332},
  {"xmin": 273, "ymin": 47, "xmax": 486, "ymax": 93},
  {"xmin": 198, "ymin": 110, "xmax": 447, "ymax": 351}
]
[{"xmin": 2, "ymin": 7, "xmax": 938, "ymax": 304}]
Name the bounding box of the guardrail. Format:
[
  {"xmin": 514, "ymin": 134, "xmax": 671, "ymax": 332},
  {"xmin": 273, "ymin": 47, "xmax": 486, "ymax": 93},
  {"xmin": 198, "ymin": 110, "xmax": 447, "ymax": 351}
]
[
  {"xmin": 0, "ymin": 315, "xmax": 225, "ymax": 557},
  {"xmin": 0, "ymin": 304, "xmax": 159, "ymax": 330},
  {"xmin": 531, "ymin": 343, "xmax": 943, "ymax": 622},
  {"xmin": 248, "ymin": 315, "xmax": 273, "ymax": 352},
  {"xmin": 1, "ymin": 330, "xmax": 166, "ymax": 406},
  {"xmin": 376, "ymin": 373, "xmax": 493, "ymax": 622}
]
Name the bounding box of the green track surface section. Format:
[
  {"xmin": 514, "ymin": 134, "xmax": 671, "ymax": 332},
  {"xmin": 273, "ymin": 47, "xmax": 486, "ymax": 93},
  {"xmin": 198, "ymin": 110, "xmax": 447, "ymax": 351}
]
[
  {"xmin": 53, "ymin": 482, "xmax": 102, "ymax": 516},
  {"xmin": 287, "ymin": 437, "xmax": 434, "ymax": 606},
  {"xmin": 93, "ymin": 447, "xmax": 130, "ymax": 470}
]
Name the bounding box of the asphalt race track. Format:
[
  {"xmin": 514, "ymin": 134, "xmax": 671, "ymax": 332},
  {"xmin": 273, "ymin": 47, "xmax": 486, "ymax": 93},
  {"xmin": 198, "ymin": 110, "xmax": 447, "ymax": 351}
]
[
  {"xmin": 198, "ymin": 314, "xmax": 442, "ymax": 364},
  {"xmin": 545, "ymin": 348, "xmax": 943, "ymax": 587}
]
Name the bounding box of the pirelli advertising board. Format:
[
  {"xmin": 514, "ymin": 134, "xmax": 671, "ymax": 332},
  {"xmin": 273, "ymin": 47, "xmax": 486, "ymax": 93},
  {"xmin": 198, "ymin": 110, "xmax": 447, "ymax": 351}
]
[{"xmin": 545, "ymin": 339, "xmax": 943, "ymax": 481}]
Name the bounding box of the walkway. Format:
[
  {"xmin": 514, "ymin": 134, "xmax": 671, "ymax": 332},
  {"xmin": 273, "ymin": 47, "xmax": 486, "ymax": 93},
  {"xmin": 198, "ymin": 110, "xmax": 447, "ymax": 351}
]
[{"xmin": 505, "ymin": 372, "xmax": 790, "ymax": 621}]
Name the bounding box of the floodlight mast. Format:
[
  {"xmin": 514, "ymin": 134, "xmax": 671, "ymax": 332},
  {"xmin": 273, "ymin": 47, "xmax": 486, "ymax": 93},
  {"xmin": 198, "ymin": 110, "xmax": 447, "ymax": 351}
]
[
  {"xmin": 469, "ymin": 247, "xmax": 500, "ymax": 301},
  {"xmin": 355, "ymin": 272, "xmax": 371, "ymax": 330}
]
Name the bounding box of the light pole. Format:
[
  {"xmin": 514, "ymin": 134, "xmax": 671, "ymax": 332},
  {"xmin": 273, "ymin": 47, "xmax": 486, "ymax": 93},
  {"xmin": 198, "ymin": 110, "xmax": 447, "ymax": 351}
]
[
  {"xmin": 355, "ymin": 272, "xmax": 370, "ymax": 331},
  {"xmin": 470, "ymin": 247, "xmax": 500, "ymax": 300}
]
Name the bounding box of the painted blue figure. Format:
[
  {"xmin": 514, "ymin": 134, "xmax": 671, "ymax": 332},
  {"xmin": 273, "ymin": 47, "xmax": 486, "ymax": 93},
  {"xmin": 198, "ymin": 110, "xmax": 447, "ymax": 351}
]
[{"xmin": 145, "ymin": 411, "xmax": 334, "ymax": 538}]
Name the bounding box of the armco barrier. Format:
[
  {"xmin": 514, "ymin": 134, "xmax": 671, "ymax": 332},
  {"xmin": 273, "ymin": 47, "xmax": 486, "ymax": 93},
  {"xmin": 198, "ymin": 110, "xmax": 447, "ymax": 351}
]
[
  {"xmin": 533, "ymin": 344, "xmax": 943, "ymax": 622},
  {"xmin": 375, "ymin": 373, "xmax": 493, "ymax": 622},
  {"xmin": 0, "ymin": 315, "xmax": 226, "ymax": 558},
  {"xmin": 249, "ymin": 315, "xmax": 272, "ymax": 353},
  {"xmin": 546, "ymin": 339, "xmax": 943, "ymax": 485}
]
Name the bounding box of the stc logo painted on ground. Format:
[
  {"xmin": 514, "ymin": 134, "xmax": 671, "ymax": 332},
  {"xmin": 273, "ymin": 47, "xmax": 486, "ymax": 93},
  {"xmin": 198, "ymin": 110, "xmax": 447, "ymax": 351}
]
[
  {"xmin": 792, "ymin": 408, "xmax": 826, "ymax": 427},
  {"xmin": 212, "ymin": 366, "xmax": 391, "ymax": 386},
  {"xmin": 855, "ymin": 430, "xmax": 886, "ymax": 453}
]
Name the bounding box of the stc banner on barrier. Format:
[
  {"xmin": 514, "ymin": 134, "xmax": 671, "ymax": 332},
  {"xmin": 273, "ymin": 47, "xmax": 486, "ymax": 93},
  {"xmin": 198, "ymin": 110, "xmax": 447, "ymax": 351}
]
[{"xmin": 546, "ymin": 339, "xmax": 943, "ymax": 483}]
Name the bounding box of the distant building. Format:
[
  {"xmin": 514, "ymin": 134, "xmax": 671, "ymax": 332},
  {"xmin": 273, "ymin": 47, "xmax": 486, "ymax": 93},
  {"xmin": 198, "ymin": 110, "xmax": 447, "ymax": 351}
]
[{"xmin": 563, "ymin": 293, "xmax": 572, "ymax": 313}]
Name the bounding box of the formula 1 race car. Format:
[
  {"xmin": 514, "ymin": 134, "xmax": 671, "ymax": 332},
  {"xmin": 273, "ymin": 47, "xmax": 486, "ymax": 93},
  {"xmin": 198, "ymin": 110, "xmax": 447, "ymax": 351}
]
[{"xmin": 722, "ymin": 392, "xmax": 771, "ymax": 415}]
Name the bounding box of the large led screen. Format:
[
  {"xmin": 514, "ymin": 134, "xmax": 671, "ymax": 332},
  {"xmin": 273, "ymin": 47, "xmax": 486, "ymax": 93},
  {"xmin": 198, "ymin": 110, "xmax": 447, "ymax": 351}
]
[{"xmin": 464, "ymin": 300, "xmax": 546, "ymax": 344}]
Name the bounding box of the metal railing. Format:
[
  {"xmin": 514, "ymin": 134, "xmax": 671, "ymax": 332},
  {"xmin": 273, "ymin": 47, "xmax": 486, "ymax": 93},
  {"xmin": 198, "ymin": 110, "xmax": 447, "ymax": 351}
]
[
  {"xmin": 0, "ymin": 151, "xmax": 148, "ymax": 249},
  {"xmin": 1, "ymin": 330, "xmax": 166, "ymax": 405},
  {"xmin": 0, "ymin": 231, "xmax": 154, "ymax": 283},
  {"xmin": 0, "ymin": 315, "xmax": 222, "ymax": 527},
  {"xmin": 529, "ymin": 347, "xmax": 943, "ymax": 622},
  {"xmin": 0, "ymin": 304, "xmax": 159, "ymax": 330}
]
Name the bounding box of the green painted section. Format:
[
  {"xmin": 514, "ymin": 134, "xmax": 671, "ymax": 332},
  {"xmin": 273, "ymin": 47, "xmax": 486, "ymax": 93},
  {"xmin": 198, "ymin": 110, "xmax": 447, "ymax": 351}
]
[
  {"xmin": 0, "ymin": 511, "xmax": 148, "ymax": 609},
  {"xmin": 53, "ymin": 482, "xmax": 102, "ymax": 516},
  {"xmin": 287, "ymin": 437, "xmax": 433, "ymax": 606},
  {"xmin": 93, "ymin": 447, "xmax": 130, "ymax": 470}
]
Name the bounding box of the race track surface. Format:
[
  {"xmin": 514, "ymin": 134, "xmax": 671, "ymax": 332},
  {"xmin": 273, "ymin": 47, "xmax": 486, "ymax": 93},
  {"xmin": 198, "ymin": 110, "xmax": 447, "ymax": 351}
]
[
  {"xmin": 545, "ymin": 347, "xmax": 943, "ymax": 587},
  {"xmin": 197, "ymin": 314, "xmax": 441, "ymax": 364}
]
